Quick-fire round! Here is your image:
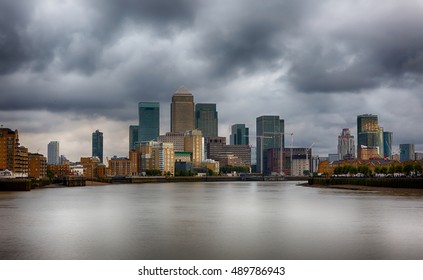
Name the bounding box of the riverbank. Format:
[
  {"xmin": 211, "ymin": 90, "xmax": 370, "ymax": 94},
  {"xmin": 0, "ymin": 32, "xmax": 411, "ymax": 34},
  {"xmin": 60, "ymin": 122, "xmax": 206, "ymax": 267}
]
[{"xmin": 305, "ymin": 177, "xmax": 423, "ymax": 196}]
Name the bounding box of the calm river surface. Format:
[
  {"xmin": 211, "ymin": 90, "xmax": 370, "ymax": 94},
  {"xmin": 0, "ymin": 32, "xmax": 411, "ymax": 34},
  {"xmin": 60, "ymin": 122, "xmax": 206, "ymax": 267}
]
[{"xmin": 1, "ymin": 181, "xmax": 423, "ymax": 260}]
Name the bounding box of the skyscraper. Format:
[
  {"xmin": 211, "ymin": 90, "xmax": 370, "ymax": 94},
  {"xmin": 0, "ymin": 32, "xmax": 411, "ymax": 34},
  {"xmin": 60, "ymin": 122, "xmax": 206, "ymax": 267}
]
[
  {"xmin": 171, "ymin": 86, "xmax": 195, "ymax": 133},
  {"xmin": 383, "ymin": 131, "xmax": 393, "ymax": 159},
  {"xmin": 138, "ymin": 102, "xmax": 160, "ymax": 142},
  {"xmin": 400, "ymin": 144, "xmax": 415, "ymax": 162},
  {"xmin": 230, "ymin": 124, "xmax": 249, "ymax": 145},
  {"xmin": 92, "ymin": 129, "xmax": 103, "ymax": 163},
  {"xmin": 195, "ymin": 103, "xmax": 218, "ymax": 137},
  {"xmin": 47, "ymin": 141, "xmax": 60, "ymax": 165},
  {"xmin": 256, "ymin": 116, "xmax": 284, "ymax": 174},
  {"xmin": 357, "ymin": 114, "xmax": 380, "ymax": 159},
  {"xmin": 338, "ymin": 128, "xmax": 355, "ymax": 160},
  {"xmin": 129, "ymin": 125, "xmax": 139, "ymax": 151}
]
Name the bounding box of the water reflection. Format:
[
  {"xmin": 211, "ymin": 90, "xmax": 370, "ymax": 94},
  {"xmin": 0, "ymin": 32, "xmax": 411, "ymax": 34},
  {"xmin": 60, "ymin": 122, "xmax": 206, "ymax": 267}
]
[{"xmin": 0, "ymin": 181, "xmax": 422, "ymax": 259}]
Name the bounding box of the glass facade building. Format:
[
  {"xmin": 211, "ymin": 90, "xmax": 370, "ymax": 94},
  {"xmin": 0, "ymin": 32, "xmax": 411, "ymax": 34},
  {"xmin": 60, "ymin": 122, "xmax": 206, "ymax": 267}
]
[
  {"xmin": 138, "ymin": 102, "xmax": 160, "ymax": 142},
  {"xmin": 47, "ymin": 141, "xmax": 60, "ymax": 165},
  {"xmin": 195, "ymin": 103, "xmax": 218, "ymax": 137},
  {"xmin": 400, "ymin": 144, "xmax": 415, "ymax": 162},
  {"xmin": 92, "ymin": 130, "xmax": 103, "ymax": 163},
  {"xmin": 230, "ymin": 124, "xmax": 249, "ymax": 145},
  {"xmin": 256, "ymin": 116, "xmax": 284, "ymax": 174},
  {"xmin": 129, "ymin": 125, "xmax": 139, "ymax": 151}
]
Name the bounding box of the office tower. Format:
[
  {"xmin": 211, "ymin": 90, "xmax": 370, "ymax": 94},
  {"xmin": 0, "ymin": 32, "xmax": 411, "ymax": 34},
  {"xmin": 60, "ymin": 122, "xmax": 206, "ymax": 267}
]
[
  {"xmin": 338, "ymin": 128, "xmax": 355, "ymax": 160},
  {"xmin": 157, "ymin": 132, "xmax": 185, "ymax": 152},
  {"xmin": 383, "ymin": 131, "xmax": 393, "ymax": 159},
  {"xmin": 0, "ymin": 128, "xmax": 20, "ymax": 173},
  {"xmin": 357, "ymin": 114, "xmax": 380, "ymax": 159},
  {"xmin": 47, "ymin": 141, "xmax": 60, "ymax": 165},
  {"xmin": 400, "ymin": 144, "xmax": 415, "ymax": 162},
  {"xmin": 129, "ymin": 125, "xmax": 139, "ymax": 151},
  {"xmin": 171, "ymin": 86, "xmax": 195, "ymax": 133},
  {"xmin": 195, "ymin": 103, "xmax": 218, "ymax": 137},
  {"xmin": 230, "ymin": 124, "xmax": 249, "ymax": 145},
  {"xmin": 207, "ymin": 137, "xmax": 251, "ymax": 167},
  {"xmin": 92, "ymin": 129, "xmax": 103, "ymax": 163},
  {"xmin": 138, "ymin": 102, "xmax": 160, "ymax": 142},
  {"xmin": 184, "ymin": 129, "xmax": 203, "ymax": 167},
  {"xmin": 256, "ymin": 116, "xmax": 284, "ymax": 174}
]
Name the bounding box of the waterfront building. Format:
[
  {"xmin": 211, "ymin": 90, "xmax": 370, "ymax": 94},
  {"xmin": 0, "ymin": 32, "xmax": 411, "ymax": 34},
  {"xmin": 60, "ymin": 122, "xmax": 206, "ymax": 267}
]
[
  {"xmin": 195, "ymin": 103, "xmax": 218, "ymax": 137},
  {"xmin": 338, "ymin": 128, "xmax": 355, "ymax": 160},
  {"xmin": 15, "ymin": 146, "xmax": 28, "ymax": 177},
  {"xmin": 92, "ymin": 129, "xmax": 103, "ymax": 163},
  {"xmin": 383, "ymin": 131, "xmax": 393, "ymax": 159},
  {"xmin": 230, "ymin": 124, "xmax": 249, "ymax": 145},
  {"xmin": 0, "ymin": 128, "xmax": 20, "ymax": 173},
  {"xmin": 157, "ymin": 132, "xmax": 185, "ymax": 152},
  {"xmin": 47, "ymin": 141, "xmax": 60, "ymax": 165},
  {"xmin": 108, "ymin": 156, "xmax": 131, "ymax": 176},
  {"xmin": 138, "ymin": 141, "xmax": 175, "ymax": 175},
  {"xmin": 129, "ymin": 125, "xmax": 139, "ymax": 151},
  {"xmin": 171, "ymin": 86, "xmax": 195, "ymax": 133},
  {"xmin": 138, "ymin": 102, "xmax": 160, "ymax": 142},
  {"xmin": 400, "ymin": 144, "xmax": 415, "ymax": 162},
  {"xmin": 184, "ymin": 129, "xmax": 203, "ymax": 167},
  {"xmin": 28, "ymin": 153, "xmax": 47, "ymax": 179},
  {"xmin": 256, "ymin": 116, "xmax": 284, "ymax": 174},
  {"xmin": 80, "ymin": 157, "xmax": 101, "ymax": 179},
  {"xmin": 47, "ymin": 164, "xmax": 70, "ymax": 178},
  {"xmin": 267, "ymin": 147, "xmax": 311, "ymax": 176}
]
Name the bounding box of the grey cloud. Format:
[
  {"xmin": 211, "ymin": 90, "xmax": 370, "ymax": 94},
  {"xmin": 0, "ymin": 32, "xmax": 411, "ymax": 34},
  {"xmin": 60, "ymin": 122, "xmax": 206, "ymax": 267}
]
[{"xmin": 288, "ymin": 1, "xmax": 423, "ymax": 93}]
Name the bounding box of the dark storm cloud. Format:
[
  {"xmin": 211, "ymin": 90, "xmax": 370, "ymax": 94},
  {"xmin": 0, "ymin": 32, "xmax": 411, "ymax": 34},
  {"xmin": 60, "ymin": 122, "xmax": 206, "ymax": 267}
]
[
  {"xmin": 0, "ymin": 1, "xmax": 35, "ymax": 74},
  {"xmin": 287, "ymin": 1, "xmax": 423, "ymax": 93},
  {"xmin": 194, "ymin": 0, "xmax": 314, "ymax": 79}
]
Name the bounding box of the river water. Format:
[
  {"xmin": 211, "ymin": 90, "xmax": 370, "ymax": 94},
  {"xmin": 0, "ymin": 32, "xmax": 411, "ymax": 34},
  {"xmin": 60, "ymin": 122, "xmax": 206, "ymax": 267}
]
[{"xmin": 0, "ymin": 181, "xmax": 422, "ymax": 260}]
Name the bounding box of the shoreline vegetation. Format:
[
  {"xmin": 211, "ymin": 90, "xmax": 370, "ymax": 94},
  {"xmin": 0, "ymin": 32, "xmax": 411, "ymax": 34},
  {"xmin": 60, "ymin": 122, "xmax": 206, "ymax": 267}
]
[{"xmin": 306, "ymin": 177, "xmax": 423, "ymax": 196}]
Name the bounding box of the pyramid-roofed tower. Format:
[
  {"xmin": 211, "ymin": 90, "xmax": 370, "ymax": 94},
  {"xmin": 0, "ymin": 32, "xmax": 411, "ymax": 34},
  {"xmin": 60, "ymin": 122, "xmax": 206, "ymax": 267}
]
[{"xmin": 171, "ymin": 86, "xmax": 195, "ymax": 133}]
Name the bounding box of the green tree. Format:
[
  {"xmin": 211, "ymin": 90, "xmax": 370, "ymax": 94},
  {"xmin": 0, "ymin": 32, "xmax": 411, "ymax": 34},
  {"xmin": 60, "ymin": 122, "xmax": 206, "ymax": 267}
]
[
  {"xmin": 414, "ymin": 164, "xmax": 422, "ymax": 175},
  {"xmin": 394, "ymin": 165, "xmax": 403, "ymax": 174},
  {"xmin": 349, "ymin": 166, "xmax": 358, "ymax": 175},
  {"xmin": 380, "ymin": 166, "xmax": 388, "ymax": 174},
  {"xmin": 403, "ymin": 164, "xmax": 414, "ymax": 176}
]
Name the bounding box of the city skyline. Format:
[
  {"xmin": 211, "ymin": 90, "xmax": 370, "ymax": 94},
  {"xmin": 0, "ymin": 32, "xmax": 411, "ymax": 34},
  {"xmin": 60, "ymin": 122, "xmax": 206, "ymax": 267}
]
[{"xmin": 1, "ymin": 0, "xmax": 423, "ymax": 161}]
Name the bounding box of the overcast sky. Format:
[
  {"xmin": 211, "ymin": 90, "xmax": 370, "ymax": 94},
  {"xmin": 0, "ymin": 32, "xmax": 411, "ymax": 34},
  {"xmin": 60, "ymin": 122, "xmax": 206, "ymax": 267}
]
[{"xmin": 1, "ymin": 0, "xmax": 423, "ymax": 162}]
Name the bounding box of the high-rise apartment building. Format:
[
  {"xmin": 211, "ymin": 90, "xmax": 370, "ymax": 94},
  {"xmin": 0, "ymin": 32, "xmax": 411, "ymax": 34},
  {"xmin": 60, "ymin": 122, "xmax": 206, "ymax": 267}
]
[
  {"xmin": 92, "ymin": 129, "xmax": 103, "ymax": 163},
  {"xmin": 195, "ymin": 103, "xmax": 218, "ymax": 137},
  {"xmin": 171, "ymin": 86, "xmax": 195, "ymax": 133},
  {"xmin": 256, "ymin": 116, "xmax": 284, "ymax": 174},
  {"xmin": 338, "ymin": 128, "xmax": 355, "ymax": 160},
  {"xmin": 138, "ymin": 141, "xmax": 175, "ymax": 175},
  {"xmin": 47, "ymin": 141, "xmax": 60, "ymax": 165},
  {"xmin": 400, "ymin": 144, "xmax": 415, "ymax": 162},
  {"xmin": 184, "ymin": 129, "xmax": 203, "ymax": 167},
  {"xmin": 138, "ymin": 102, "xmax": 160, "ymax": 142},
  {"xmin": 0, "ymin": 128, "xmax": 20, "ymax": 173},
  {"xmin": 129, "ymin": 125, "xmax": 139, "ymax": 151},
  {"xmin": 230, "ymin": 124, "xmax": 249, "ymax": 145}
]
